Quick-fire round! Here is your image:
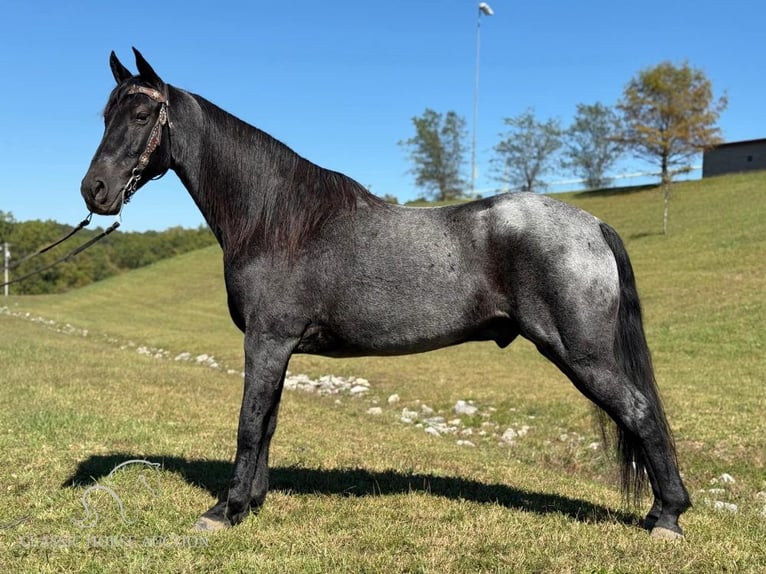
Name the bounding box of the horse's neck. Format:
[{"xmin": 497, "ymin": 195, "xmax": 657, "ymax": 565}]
[
  {"xmin": 167, "ymin": 87, "xmax": 379, "ymax": 259},
  {"xmin": 168, "ymin": 87, "xmax": 274, "ymax": 250}
]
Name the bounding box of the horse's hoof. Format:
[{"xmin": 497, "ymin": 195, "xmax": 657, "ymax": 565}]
[
  {"xmin": 193, "ymin": 514, "xmax": 231, "ymax": 532},
  {"xmin": 193, "ymin": 500, "xmax": 231, "ymax": 532},
  {"xmin": 650, "ymin": 526, "xmax": 684, "ymax": 541}
]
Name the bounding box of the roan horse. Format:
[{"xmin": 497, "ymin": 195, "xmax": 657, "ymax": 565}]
[{"xmin": 81, "ymin": 49, "xmax": 690, "ymax": 538}]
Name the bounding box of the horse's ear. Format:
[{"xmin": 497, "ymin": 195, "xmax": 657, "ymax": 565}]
[
  {"xmin": 132, "ymin": 47, "xmax": 165, "ymax": 90},
  {"xmin": 110, "ymin": 51, "xmax": 133, "ymax": 84}
]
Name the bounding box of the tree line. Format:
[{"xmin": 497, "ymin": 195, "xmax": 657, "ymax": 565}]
[
  {"xmin": 0, "ymin": 211, "xmax": 216, "ymax": 295},
  {"xmin": 399, "ymin": 60, "xmax": 728, "ymax": 233}
]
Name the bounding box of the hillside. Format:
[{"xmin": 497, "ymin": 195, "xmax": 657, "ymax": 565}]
[
  {"xmin": 6, "ymin": 172, "xmax": 764, "ymax": 374},
  {"xmin": 1, "ymin": 172, "xmax": 764, "ymax": 572}
]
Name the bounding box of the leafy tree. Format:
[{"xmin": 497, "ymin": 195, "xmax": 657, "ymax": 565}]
[
  {"xmin": 399, "ymin": 109, "xmax": 468, "ymax": 201},
  {"xmin": 562, "ymin": 103, "xmax": 624, "ymax": 190},
  {"xmin": 0, "ymin": 210, "xmax": 14, "ymax": 243},
  {"xmin": 381, "ymin": 194, "xmax": 399, "ymax": 205},
  {"xmin": 3, "ymin": 219, "xmax": 215, "ymax": 294},
  {"xmin": 616, "ymin": 61, "xmax": 727, "ymax": 233},
  {"xmin": 493, "ymin": 109, "xmax": 562, "ymax": 193}
]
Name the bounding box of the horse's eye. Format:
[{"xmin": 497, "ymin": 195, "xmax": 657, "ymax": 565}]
[{"xmin": 135, "ymin": 111, "xmax": 150, "ymax": 124}]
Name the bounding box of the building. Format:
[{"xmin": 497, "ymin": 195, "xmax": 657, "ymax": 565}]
[{"xmin": 702, "ymin": 138, "xmax": 766, "ymax": 178}]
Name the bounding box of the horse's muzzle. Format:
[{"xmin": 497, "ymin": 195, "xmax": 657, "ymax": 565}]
[{"xmin": 80, "ymin": 174, "xmax": 122, "ymax": 215}]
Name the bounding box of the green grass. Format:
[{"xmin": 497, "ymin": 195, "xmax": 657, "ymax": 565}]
[{"xmin": 1, "ymin": 173, "xmax": 765, "ymax": 572}]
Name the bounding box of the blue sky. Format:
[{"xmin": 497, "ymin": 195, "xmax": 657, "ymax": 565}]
[{"xmin": 0, "ymin": 1, "xmax": 762, "ymax": 231}]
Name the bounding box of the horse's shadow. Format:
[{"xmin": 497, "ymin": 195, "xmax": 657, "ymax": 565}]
[{"xmin": 63, "ymin": 453, "xmax": 638, "ymax": 527}]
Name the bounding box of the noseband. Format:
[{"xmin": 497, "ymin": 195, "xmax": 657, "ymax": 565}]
[
  {"xmin": 120, "ymin": 85, "xmax": 171, "ymax": 206},
  {"xmin": 0, "ymin": 85, "xmax": 171, "ymax": 290}
]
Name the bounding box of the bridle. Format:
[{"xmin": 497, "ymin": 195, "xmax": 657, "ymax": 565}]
[
  {"xmin": 120, "ymin": 84, "xmax": 171, "ymax": 206},
  {"xmin": 0, "ymin": 85, "xmax": 171, "ymax": 289}
]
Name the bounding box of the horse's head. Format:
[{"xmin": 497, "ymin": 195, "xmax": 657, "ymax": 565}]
[{"xmin": 81, "ymin": 48, "xmax": 172, "ymax": 215}]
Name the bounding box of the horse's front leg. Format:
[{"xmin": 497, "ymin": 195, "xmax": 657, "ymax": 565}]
[{"xmin": 195, "ymin": 330, "xmax": 297, "ymax": 531}]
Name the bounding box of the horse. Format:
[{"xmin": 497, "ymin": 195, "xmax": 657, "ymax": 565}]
[{"xmin": 80, "ymin": 49, "xmax": 690, "ymax": 539}]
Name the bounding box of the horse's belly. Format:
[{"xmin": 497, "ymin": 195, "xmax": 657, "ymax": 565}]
[{"xmin": 293, "ymin": 307, "xmax": 515, "ymax": 358}]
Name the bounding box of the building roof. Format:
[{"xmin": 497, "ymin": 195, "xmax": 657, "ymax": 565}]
[{"xmin": 710, "ymin": 138, "xmax": 766, "ymax": 150}]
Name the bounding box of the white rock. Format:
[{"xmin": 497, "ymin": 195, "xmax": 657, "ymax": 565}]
[
  {"xmin": 424, "ymin": 416, "xmax": 445, "ymax": 425},
  {"xmin": 712, "ymin": 501, "xmax": 738, "ymax": 513},
  {"xmin": 755, "ymin": 491, "xmax": 766, "ymax": 501},
  {"xmin": 366, "ymin": 407, "xmax": 383, "ymax": 416},
  {"xmin": 421, "ymin": 404, "xmax": 434, "ymax": 415},
  {"xmin": 500, "ymin": 428, "xmax": 518, "ymax": 444},
  {"xmin": 387, "ymin": 394, "xmax": 400, "ymax": 405},
  {"xmin": 401, "ymin": 408, "xmax": 419, "ymax": 419},
  {"xmin": 454, "ymin": 400, "xmax": 478, "ymax": 416},
  {"xmin": 195, "ymin": 354, "xmax": 210, "ymax": 363},
  {"xmin": 425, "ymin": 427, "xmax": 441, "ymax": 437},
  {"xmin": 349, "ymin": 385, "xmax": 369, "ymax": 395},
  {"xmin": 456, "ymin": 440, "xmax": 476, "ymax": 448},
  {"xmin": 718, "ymin": 473, "xmax": 736, "ymax": 484}
]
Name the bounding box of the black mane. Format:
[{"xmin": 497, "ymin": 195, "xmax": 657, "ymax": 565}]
[{"xmin": 189, "ymin": 93, "xmax": 384, "ymax": 259}]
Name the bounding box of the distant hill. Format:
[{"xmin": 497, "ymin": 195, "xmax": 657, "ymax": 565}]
[{"xmin": 0, "ymin": 219, "xmax": 216, "ymax": 294}]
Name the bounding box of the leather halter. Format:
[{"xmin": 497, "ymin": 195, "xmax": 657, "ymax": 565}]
[{"xmin": 120, "ymin": 84, "xmax": 170, "ymax": 204}]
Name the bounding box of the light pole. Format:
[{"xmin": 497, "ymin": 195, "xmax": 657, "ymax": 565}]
[{"xmin": 471, "ymin": 2, "xmax": 494, "ymax": 196}]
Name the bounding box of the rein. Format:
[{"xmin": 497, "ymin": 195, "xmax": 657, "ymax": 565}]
[
  {"xmin": 0, "ymin": 85, "xmax": 170, "ymax": 290},
  {"xmin": 1, "ymin": 219, "xmax": 121, "ymax": 288}
]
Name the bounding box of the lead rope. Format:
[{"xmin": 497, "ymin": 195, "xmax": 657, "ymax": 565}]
[
  {"xmin": 0, "ymin": 215, "xmax": 121, "ymax": 289},
  {"xmin": 7, "ymin": 213, "xmax": 93, "ymax": 271}
]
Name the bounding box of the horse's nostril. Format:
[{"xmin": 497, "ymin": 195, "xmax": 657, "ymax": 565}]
[{"xmin": 93, "ymin": 179, "xmax": 107, "ymax": 202}]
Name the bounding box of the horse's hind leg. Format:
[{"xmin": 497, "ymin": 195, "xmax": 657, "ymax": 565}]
[
  {"xmin": 532, "ymin": 336, "xmax": 690, "ymax": 538},
  {"xmin": 512, "ymin": 218, "xmax": 689, "ymax": 536}
]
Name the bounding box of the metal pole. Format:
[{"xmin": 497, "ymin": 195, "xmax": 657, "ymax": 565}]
[
  {"xmin": 471, "ymin": 8, "xmax": 481, "ymax": 196},
  {"xmin": 3, "ymin": 242, "xmax": 9, "ymax": 297},
  {"xmin": 471, "ymin": 3, "xmax": 493, "ymax": 197}
]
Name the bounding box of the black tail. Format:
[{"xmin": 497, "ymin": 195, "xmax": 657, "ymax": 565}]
[{"xmin": 598, "ymin": 222, "xmax": 677, "ymax": 503}]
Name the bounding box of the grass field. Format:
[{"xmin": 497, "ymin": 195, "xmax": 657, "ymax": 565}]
[{"xmin": 1, "ymin": 173, "xmax": 764, "ymax": 572}]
